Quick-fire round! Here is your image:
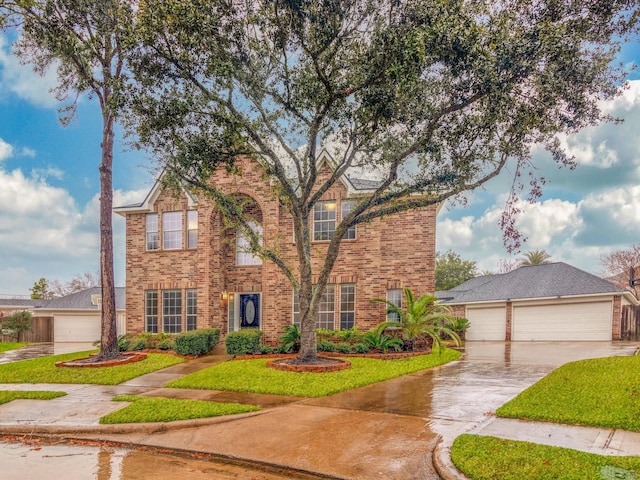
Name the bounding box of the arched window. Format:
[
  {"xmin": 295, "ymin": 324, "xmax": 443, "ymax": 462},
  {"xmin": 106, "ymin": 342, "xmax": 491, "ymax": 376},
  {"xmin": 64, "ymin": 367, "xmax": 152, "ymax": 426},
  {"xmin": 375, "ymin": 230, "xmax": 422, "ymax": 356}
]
[{"xmin": 236, "ymin": 221, "xmax": 263, "ymax": 265}]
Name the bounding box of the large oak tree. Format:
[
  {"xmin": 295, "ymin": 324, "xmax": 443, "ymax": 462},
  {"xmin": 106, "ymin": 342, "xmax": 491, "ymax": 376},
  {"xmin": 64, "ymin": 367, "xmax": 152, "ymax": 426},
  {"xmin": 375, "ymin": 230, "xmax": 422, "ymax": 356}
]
[
  {"xmin": 1, "ymin": 0, "xmax": 132, "ymax": 359},
  {"xmin": 127, "ymin": 0, "xmax": 639, "ymax": 363}
]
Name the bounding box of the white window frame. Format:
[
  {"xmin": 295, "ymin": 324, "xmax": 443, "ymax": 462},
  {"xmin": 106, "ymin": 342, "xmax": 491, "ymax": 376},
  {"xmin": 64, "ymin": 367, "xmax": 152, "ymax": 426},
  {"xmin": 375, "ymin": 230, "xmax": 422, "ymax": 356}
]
[
  {"xmin": 187, "ymin": 210, "xmax": 198, "ymax": 249},
  {"xmin": 186, "ymin": 289, "xmax": 197, "ymax": 331},
  {"xmin": 341, "ymin": 199, "xmax": 357, "ymax": 240},
  {"xmin": 386, "ymin": 288, "xmax": 403, "ymax": 322},
  {"xmin": 145, "ymin": 290, "xmax": 158, "ymax": 333},
  {"xmin": 313, "ymin": 200, "xmax": 336, "ymax": 241},
  {"xmin": 162, "ymin": 289, "xmax": 182, "ymax": 333},
  {"xmin": 163, "ymin": 211, "xmax": 183, "ymax": 250},
  {"xmin": 339, "ymin": 284, "xmax": 356, "ymax": 330},
  {"xmin": 146, "ymin": 213, "xmax": 159, "ymax": 251}
]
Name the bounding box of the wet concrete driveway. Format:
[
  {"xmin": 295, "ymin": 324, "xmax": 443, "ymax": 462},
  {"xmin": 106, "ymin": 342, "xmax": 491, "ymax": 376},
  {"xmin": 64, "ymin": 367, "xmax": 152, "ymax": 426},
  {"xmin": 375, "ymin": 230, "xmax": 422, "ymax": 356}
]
[{"xmin": 306, "ymin": 341, "xmax": 639, "ymax": 445}]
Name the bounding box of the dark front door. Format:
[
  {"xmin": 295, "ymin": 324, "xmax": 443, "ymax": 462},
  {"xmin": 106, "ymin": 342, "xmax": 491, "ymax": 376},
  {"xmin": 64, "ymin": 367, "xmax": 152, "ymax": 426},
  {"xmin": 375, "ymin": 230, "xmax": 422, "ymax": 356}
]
[{"xmin": 240, "ymin": 294, "xmax": 260, "ymax": 328}]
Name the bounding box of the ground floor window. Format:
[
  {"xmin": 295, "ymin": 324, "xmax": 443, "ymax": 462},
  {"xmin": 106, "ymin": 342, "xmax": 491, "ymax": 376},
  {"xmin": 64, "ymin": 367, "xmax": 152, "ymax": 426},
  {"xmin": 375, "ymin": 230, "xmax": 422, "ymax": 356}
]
[
  {"xmin": 186, "ymin": 289, "xmax": 197, "ymax": 331},
  {"xmin": 145, "ymin": 290, "xmax": 158, "ymax": 333},
  {"xmin": 163, "ymin": 290, "xmax": 182, "ymax": 333},
  {"xmin": 386, "ymin": 288, "xmax": 403, "ymax": 322},
  {"xmin": 293, "ymin": 283, "xmax": 355, "ymax": 330},
  {"xmin": 145, "ymin": 289, "xmax": 197, "ymax": 334},
  {"xmin": 340, "ymin": 284, "xmax": 355, "ymax": 330}
]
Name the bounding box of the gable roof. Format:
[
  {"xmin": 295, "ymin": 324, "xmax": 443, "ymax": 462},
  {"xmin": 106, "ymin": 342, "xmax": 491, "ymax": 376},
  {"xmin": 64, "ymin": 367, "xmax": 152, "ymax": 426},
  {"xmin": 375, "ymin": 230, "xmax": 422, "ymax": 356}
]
[
  {"xmin": 38, "ymin": 287, "xmax": 126, "ymax": 311},
  {"xmin": 437, "ymin": 262, "xmax": 633, "ymax": 304}
]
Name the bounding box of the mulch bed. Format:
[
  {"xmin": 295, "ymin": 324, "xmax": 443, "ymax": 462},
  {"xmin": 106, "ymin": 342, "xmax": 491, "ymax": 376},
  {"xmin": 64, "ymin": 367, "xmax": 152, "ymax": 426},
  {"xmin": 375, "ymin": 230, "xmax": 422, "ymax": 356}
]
[{"xmin": 55, "ymin": 352, "xmax": 148, "ymax": 368}]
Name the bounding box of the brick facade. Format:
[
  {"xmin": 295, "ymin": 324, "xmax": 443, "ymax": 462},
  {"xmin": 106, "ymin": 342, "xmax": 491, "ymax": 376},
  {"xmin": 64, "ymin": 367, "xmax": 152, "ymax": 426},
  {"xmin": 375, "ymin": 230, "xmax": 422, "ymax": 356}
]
[{"xmin": 117, "ymin": 156, "xmax": 437, "ymax": 344}]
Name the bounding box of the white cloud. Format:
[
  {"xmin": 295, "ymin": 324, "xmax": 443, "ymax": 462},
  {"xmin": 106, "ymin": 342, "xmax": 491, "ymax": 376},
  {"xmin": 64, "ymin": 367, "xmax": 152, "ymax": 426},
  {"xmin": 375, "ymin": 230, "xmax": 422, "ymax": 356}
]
[
  {"xmin": 0, "ymin": 137, "xmax": 13, "ymax": 161},
  {"xmin": 0, "ymin": 34, "xmax": 59, "ymax": 108},
  {"xmin": 0, "ymin": 166, "xmax": 140, "ymax": 295}
]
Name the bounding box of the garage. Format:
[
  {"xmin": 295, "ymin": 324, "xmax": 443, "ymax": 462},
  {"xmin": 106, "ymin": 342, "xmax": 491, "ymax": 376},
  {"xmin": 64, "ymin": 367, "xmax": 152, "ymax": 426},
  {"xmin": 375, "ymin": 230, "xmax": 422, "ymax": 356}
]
[
  {"xmin": 53, "ymin": 315, "xmax": 102, "ymax": 343},
  {"xmin": 465, "ymin": 306, "xmax": 506, "ymax": 341},
  {"xmin": 512, "ymin": 301, "xmax": 612, "ymax": 341}
]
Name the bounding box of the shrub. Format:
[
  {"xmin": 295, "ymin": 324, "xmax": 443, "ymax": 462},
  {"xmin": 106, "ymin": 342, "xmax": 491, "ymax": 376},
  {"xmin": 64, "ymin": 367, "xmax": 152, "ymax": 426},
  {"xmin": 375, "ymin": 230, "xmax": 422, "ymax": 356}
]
[
  {"xmin": 335, "ymin": 342, "xmax": 352, "ymax": 354},
  {"xmin": 362, "ymin": 329, "xmax": 404, "ymax": 353},
  {"xmin": 353, "ymin": 343, "xmax": 370, "ymax": 354},
  {"xmin": 225, "ymin": 329, "xmax": 262, "ymax": 355},
  {"xmin": 336, "ymin": 328, "xmax": 362, "ymax": 343},
  {"xmin": 130, "ymin": 337, "xmax": 147, "ymax": 351},
  {"xmin": 317, "ymin": 340, "xmax": 336, "ymax": 352},
  {"xmin": 117, "ymin": 334, "xmax": 132, "ymax": 352},
  {"xmin": 259, "ymin": 345, "xmax": 273, "ymax": 354},
  {"xmin": 175, "ymin": 328, "xmax": 221, "ymax": 356}
]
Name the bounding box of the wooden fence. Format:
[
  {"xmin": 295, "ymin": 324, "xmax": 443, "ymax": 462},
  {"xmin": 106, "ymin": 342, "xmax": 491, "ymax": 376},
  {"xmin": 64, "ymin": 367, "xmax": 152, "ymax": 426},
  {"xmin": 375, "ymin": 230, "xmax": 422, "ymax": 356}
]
[
  {"xmin": 0, "ymin": 316, "xmax": 54, "ymax": 343},
  {"xmin": 621, "ymin": 305, "xmax": 640, "ymax": 341}
]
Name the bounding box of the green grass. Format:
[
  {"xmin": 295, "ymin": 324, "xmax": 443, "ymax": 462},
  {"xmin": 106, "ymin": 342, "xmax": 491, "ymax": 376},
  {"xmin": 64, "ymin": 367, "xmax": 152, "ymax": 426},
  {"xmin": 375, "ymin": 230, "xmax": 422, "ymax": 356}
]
[
  {"xmin": 99, "ymin": 395, "xmax": 260, "ymax": 424},
  {"xmin": 167, "ymin": 349, "xmax": 461, "ymax": 397},
  {"xmin": 0, "ymin": 390, "xmax": 66, "ymax": 404},
  {"xmin": 497, "ymin": 355, "xmax": 640, "ymax": 431},
  {"xmin": 0, "ymin": 342, "xmax": 27, "ymax": 353},
  {"xmin": 451, "ymin": 434, "xmax": 640, "ymax": 480},
  {"xmin": 0, "ymin": 351, "xmax": 185, "ymax": 385}
]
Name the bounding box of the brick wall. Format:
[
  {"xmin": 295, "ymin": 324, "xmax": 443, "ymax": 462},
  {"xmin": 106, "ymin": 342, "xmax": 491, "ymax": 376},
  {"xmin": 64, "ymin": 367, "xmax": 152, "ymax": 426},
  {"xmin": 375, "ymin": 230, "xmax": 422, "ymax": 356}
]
[{"xmin": 123, "ymin": 156, "xmax": 437, "ymax": 344}]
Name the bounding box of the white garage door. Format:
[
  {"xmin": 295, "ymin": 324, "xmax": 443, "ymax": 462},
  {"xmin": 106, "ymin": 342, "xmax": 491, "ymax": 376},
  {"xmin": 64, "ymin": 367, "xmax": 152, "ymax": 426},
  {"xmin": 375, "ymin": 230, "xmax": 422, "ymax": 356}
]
[
  {"xmin": 54, "ymin": 315, "xmax": 101, "ymax": 342},
  {"xmin": 466, "ymin": 306, "xmax": 506, "ymax": 341},
  {"xmin": 512, "ymin": 301, "xmax": 612, "ymax": 341}
]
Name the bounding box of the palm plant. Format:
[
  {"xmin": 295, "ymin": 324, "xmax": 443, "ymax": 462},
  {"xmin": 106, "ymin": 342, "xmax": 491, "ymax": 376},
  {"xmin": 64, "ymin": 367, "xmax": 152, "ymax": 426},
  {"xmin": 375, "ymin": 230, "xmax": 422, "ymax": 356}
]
[
  {"xmin": 279, "ymin": 324, "xmax": 301, "ymax": 353},
  {"xmin": 372, "ymin": 288, "xmax": 460, "ymax": 352},
  {"xmin": 362, "ymin": 329, "xmax": 404, "ymax": 353},
  {"xmin": 518, "ymin": 250, "xmax": 551, "ymax": 266}
]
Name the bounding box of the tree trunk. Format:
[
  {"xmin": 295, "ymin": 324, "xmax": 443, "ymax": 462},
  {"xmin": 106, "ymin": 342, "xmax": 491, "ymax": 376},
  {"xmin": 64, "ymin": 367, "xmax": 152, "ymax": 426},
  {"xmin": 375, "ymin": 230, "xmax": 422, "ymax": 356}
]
[{"xmin": 98, "ymin": 110, "xmax": 118, "ymax": 359}]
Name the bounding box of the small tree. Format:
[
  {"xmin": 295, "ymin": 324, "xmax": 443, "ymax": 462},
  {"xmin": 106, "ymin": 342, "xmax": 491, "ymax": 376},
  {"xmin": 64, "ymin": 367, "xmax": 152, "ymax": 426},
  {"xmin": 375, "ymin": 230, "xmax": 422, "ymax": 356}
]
[
  {"xmin": 1, "ymin": 311, "xmax": 33, "ymax": 342},
  {"xmin": 435, "ymin": 250, "xmax": 478, "ymax": 290},
  {"xmin": 372, "ymin": 288, "xmax": 460, "ymax": 353},
  {"xmin": 29, "ymin": 278, "xmax": 53, "ymax": 300}
]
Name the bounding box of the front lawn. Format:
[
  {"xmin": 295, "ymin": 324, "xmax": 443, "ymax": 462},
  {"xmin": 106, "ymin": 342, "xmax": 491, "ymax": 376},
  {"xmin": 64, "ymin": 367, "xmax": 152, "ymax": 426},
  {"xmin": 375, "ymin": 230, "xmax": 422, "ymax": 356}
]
[
  {"xmin": 167, "ymin": 349, "xmax": 461, "ymax": 397},
  {"xmin": 0, "ymin": 351, "xmax": 185, "ymax": 385},
  {"xmin": 451, "ymin": 434, "xmax": 640, "ymax": 480},
  {"xmin": 496, "ymin": 355, "xmax": 640, "ymax": 431},
  {"xmin": 0, "ymin": 342, "xmax": 27, "ymax": 354},
  {"xmin": 100, "ymin": 395, "xmax": 260, "ymax": 424},
  {"xmin": 0, "ymin": 391, "xmax": 66, "ymax": 404}
]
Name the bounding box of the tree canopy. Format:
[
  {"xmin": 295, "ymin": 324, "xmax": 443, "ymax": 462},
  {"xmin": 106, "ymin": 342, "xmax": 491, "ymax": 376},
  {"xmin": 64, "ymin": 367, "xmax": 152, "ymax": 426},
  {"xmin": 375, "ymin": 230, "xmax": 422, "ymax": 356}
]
[
  {"xmin": 125, "ymin": 0, "xmax": 639, "ymax": 362},
  {"xmin": 435, "ymin": 250, "xmax": 478, "ymax": 291},
  {"xmin": 518, "ymin": 250, "xmax": 552, "ymax": 266}
]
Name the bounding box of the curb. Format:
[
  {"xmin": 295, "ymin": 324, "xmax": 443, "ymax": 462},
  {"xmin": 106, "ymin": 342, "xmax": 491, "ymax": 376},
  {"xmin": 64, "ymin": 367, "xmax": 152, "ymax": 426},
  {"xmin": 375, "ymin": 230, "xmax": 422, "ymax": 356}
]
[
  {"xmin": 0, "ymin": 408, "xmax": 269, "ymax": 436},
  {"xmin": 433, "ymin": 436, "xmax": 471, "ymax": 480}
]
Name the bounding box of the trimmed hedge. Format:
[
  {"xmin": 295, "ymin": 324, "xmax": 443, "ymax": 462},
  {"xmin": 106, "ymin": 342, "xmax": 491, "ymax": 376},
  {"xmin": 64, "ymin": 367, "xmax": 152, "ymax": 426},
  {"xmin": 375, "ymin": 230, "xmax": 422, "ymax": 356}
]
[
  {"xmin": 225, "ymin": 329, "xmax": 262, "ymax": 355},
  {"xmin": 174, "ymin": 328, "xmax": 221, "ymax": 356}
]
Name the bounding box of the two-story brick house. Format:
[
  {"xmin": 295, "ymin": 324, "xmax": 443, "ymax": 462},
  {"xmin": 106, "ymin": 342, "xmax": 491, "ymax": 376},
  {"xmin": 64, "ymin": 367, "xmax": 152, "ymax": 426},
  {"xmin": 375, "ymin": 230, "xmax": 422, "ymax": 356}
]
[{"xmin": 115, "ymin": 155, "xmax": 437, "ymax": 344}]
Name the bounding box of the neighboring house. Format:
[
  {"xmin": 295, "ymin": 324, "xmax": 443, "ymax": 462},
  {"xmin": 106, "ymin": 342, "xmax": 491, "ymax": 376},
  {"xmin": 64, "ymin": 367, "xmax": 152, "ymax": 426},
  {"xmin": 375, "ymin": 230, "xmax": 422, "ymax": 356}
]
[
  {"xmin": 35, "ymin": 287, "xmax": 127, "ymax": 343},
  {"xmin": 114, "ymin": 154, "xmax": 438, "ymax": 344},
  {"xmin": 0, "ymin": 288, "xmax": 126, "ymax": 343},
  {"xmin": 437, "ymin": 262, "xmax": 638, "ymax": 341}
]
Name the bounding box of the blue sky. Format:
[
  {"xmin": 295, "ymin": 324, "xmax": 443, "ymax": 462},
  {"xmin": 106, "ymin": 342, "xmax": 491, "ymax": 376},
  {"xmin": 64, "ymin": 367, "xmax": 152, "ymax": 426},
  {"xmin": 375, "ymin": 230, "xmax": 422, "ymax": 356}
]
[{"xmin": 0, "ymin": 33, "xmax": 639, "ymax": 296}]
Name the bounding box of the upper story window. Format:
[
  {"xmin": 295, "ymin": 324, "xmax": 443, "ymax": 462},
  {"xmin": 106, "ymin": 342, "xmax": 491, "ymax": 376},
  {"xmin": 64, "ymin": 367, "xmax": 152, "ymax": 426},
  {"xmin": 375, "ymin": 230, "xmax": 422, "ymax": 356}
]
[
  {"xmin": 187, "ymin": 210, "xmax": 198, "ymax": 249},
  {"xmin": 163, "ymin": 211, "xmax": 183, "ymax": 250},
  {"xmin": 313, "ymin": 200, "xmax": 336, "ymax": 241},
  {"xmin": 236, "ymin": 221, "xmax": 263, "ymax": 266},
  {"xmin": 146, "ymin": 214, "xmax": 159, "ymax": 251},
  {"xmin": 341, "ymin": 199, "xmax": 356, "ymax": 240}
]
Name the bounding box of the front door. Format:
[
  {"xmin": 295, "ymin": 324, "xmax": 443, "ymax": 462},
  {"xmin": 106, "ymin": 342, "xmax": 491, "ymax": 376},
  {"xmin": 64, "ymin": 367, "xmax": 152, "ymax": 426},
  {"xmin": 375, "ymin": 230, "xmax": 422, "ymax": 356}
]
[{"xmin": 240, "ymin": 294, "xmax": 260, "ymax": 328}]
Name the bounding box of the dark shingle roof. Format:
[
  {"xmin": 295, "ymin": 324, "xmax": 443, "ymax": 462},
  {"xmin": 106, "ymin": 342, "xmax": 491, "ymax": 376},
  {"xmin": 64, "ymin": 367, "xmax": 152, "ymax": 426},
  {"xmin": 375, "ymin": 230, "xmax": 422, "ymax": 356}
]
[
  {"xmin": 0, "ymin": 299, "xmax": 43, "ymax": 308},
  {"xmin": 39, "ymin": 287, "xmax": 126, "ymax": 310},
  {"xmin": 438, "ymin": 262, "xmax": 625, "ymax": 304}
]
